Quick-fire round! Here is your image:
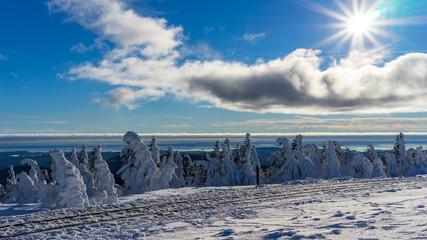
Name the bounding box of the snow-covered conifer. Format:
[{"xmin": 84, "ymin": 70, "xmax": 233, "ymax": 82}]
[
  {"xmin": 20, "ymin": 158, "xmax": 55, "ymax": 205},
  {"xmin": 324, "ymin": 140, "xmax": 341, "ymax": 179},
  {"xmin": 149, "ymin": 137, "xmax": 161, "ymax": 167},
  {"xmin": 220, "ymin": 139, "xmax": 239, "ymax": 186},
  {"xmin": 268, "ymin": 137, "xmax": 289, "ymax": 183},
  {"xmin": 70, "ymin": 147, "xmax": 79, "ymax": 166},
  {"xmin": 275, "ymin": 137, "xmax": 299, "ymax": 182},
  {"xmin": 239, "ymin": 134, "xmax": 257, "ymax": 185},
  {"xmin": 118, "ymin": 131, "xmax": 161, "ymax": 193},
  {"xmin": 182, "ymin": 154, "xmax": 193, "ymax": 184},
  {"xmin": 203, "ymin": 150, "xmax": 222, "ymax": 186},
  {"xmin": 160, "ymin": 145, "xmax": 179, "ymax": 188},
  {"xmin": 90, "ymin": 144, "xmax": 118, "ymax": 204},
  {"xmin": 173, "ymin": 150, "xmax": 186, "ymax": 187},
  {"xmin": 393, "ymin": 133, "xmax": 410, "ymax": 176},
  {"xmin": 303, "ymin": 144, "xmax": 322, "ymax": 178},
  {"xmin": 291, "ymin": 135, "xmax": 303, "ymax": 152},
  {"xmin": 368, "ymin": 145, "xmax": 386, "ymax": 178},
  {"xmin": 5, "ymin": 165, "xmax": 18, "ymax": 201},
  {"xmin": 78, "ymin": 145, "xmax": 90, "ymax": 169},
  {"xmin": 15, "ymin": 171, "xmax": 38, "ymax": 202},
  {"xmin": 185, "ymin": 159, "xmax": 207, "ymax": 187},
  {"xmin": 49, "ymin": 149, "xmax": 89, "ymax": 208},
  {"xmin": 385, "ymin": 152, "xmax": 398, "ymax": 177},
  {"xmin": 295, "ymin": 151, "xmax": 314, "ymax": 179}
]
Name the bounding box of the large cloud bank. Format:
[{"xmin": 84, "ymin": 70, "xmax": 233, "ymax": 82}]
[{"xmin": 49, "ymin": 0, "xmax": 427, "ymax": 114}]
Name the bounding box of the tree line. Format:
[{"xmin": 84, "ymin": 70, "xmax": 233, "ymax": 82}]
[{"xmin": 0, "ymin": 131, "xmax": 426, "ymax": 208}]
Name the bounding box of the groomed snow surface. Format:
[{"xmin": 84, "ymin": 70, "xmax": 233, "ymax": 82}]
[{"xmin": 1, "ymin": 176, "xmax": 426, "ymax": 239}]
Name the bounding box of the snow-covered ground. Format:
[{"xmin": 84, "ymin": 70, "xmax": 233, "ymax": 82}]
[{"xmin": 1, "ymin": 176, "xmax": 426, "ymax": 239}]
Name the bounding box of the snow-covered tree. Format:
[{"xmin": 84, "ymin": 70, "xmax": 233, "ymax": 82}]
[
  {"xmin": 414, "ymin": 146, "xmax": 425, "ymax": 166},
  {"xmin": 15, "ymin": 171, "xmax": 39, "ymax": 202},
  {"xmin": 70, "ymin": 147, "xmax": 79, "ymax": 166},
  {"xmin": 295, "ymin": 151, "xmax": 315, "ymax": 179},
  {"xmin": 4, "ymin": 165, "xmax": 18, "ymax": 201},
  {"xmin": 203, "ymin": 150, "xmax": 222, "ymax": 186},
  {"xmin": 324, "ymin": 140, "xmax": 341, "ymax": 179},
  {"xmin": 275, "ymin": 137, "xmax": 299, "ymax": 182},
  {"xmin": 291, "ymin": 135, "xmax": 303, "ymax": 152},
  {"xmin": 239, "ymin": 134, "xmax": 257, "ymax": 185},
  {"xmin": 173, "ymin": 150, "xmax": 186, "ymax": 187},
  {"xmin": 20, "ymin": 158, "xmax": 55, "ymax": 206},
  {"xmin": 78, "ymin": 145, "xmax": 90, "ymax": 169},
  {"xmin": 50, "ymin": 149, "xmax": 90, "ymax": 208},
  {"xmin": 303, "ymin": 144, "xmax": 322, "ymax": 178},
  {"xmin": 90, "ymin": 144, "xmax": 118, "ymax": 205},
  {"xmin": 368, "ymin": 145, "xmax": 386, "ymax": 178},
  {"xmin": 118, "ymin": 131, "xmax": 162, "ymax": 193},
  {"xmin": 268, "ymin": 137, "xmax": 289, "ymax": 183},
  {"xmin": 186, "ymin": 159, "xmax": 207, "ymax": 187},
  {"xmin": 220, "ymin": 139, "xmax": 239, "ymax": 186},
  {"xmin": 149, "ymin": 137, "xmax": 161, "ymax": 167},
  {"xmin": 160, "ymin": 145, "xmax": 179, "ymax": 188},
  {"xmin": 393, "ymin": 133, "xmax": 410, "ymax": 176},
  {"xmin": 346, "ymin": 150, "xmax": 372, "ymax": 178},
  {"xmin": 385, "ymin": 152, "xmax": 398, "ymax": 177}
]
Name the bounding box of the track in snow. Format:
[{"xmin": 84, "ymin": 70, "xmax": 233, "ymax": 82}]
[{"xmin": 0, "ymin": 177, "xmax": 424, "ymax": 239}]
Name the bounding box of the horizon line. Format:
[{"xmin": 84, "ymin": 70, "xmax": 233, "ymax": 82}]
[{"xmin": 0, "ymin": 131, "xmax": 426, "ymax": 137}]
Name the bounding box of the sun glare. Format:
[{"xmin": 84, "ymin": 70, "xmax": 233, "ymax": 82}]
[
  {"xmin": 313, "ymin": 0, "xmax": 388, "ymax": 50},
  {"xmin": 347, "ymin": 12, "xmax": 378, "ymax": 34}
]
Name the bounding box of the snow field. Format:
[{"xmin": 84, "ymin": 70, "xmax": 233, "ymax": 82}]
[{"xmin": 0, "ymin": 176, "xmax": 426, "ymax": 239}]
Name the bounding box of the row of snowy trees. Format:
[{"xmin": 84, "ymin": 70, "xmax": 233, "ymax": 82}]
[
  {"xmin": 1, "ymin": 145, "xmax": 118, "ymax": 208},
  {"xmin": 1, "ymin": 131, "xmax": 427, "ymax": 208},
  {"xmin": 267, "ymin": 133, "xmax": 427, "ymax": 182},
  {"xmin": 117, "ymin": 131, "xmax": 263, "ymax": 194}
]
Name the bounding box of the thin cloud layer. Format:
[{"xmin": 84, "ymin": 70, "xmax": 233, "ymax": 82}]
[
  {"xmin": 212, "ymin": 117, "xmax": 427, "ymax": 132},
  {"xmin": 50, "ymin": 0, "xmax": 427, "ymax": 115}
]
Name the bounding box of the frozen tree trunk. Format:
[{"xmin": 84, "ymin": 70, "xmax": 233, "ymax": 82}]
[
  {"xmin": 90, "ymin": 144, "xmax": 118, "ymax": 205},
  {"xmin": 50, "ymin": 149, "xmax": 90, "ymax": 208}
]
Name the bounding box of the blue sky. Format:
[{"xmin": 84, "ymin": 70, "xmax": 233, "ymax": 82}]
[{"xmin": 1, "ymin": 0, "xmax": 427, "ymax": 135}]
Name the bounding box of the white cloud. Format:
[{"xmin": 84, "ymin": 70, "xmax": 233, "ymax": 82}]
[
  {"xmin": 48, "ymin": 0, "xmax": 183, "ymax": 57},
  {"xmin": 0, "ymin": 53, "xmax": 6, "ymax": 60},
  {"xmin": 180, "ymin": 42, "xmax": 222, "ymax": 60},
  {"xmin": 242, "ymin": 32, "xmax": 266, "ymax": 43},
  {"xmin": 50, "ymin": 0, "xmax": 427, "ymax": 115},
  {"xmin": 93, "ymin": 87, "xmax": 164, "ymax": 110}
]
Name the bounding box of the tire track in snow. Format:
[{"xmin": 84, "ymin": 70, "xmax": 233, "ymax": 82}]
[{"xmin": 0, "ymin": 177, "xmax": 424, "ymax": 239}]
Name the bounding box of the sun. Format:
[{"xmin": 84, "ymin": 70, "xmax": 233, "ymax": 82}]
[
  {"xmin": 313, "ymin": 0, "xmax": 386, "ymax": 50},
  {"xmin": 347, "ymin": 12, "xmax": 378, "ymax": 34}
]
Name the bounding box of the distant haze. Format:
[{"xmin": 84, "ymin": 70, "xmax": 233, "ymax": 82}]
[{"xmin": 1, "ymin": 133, "xmax": 427, "ymax": 152}]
